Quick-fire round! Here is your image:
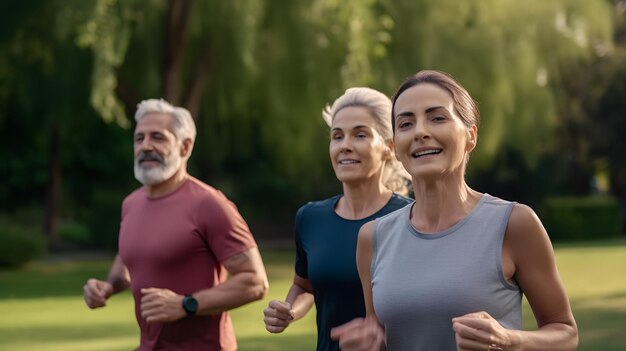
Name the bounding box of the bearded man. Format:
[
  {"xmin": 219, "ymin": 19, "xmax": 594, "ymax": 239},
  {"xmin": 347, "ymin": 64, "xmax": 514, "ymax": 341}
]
[{"xmin": 83, "ymin": 99, "xmax": 268, "ymax": 351}]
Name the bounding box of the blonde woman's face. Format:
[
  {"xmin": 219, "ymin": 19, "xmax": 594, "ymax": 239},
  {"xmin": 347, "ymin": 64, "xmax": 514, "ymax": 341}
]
[{"xmin": 329, "ymin": 106, "xmax": 391, "ymax": 184}]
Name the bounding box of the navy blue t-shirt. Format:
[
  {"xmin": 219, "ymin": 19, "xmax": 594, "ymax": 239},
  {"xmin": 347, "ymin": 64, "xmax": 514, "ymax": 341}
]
[{"xmin": 294, "ymin": 193, "xmax": 413, "ymax": 351}]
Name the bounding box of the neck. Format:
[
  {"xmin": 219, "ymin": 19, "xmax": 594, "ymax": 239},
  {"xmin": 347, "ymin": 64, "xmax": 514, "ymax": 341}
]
[
  {"xmin": 145, "ymin": 167, "xmax": 188, "ymax": 198},
  {"xmin": 336, "ymin": 178, "xmax": 392, "ymax": 220},
  {"xmin": 410, "ymin": 173, "xmax": 481, "ymax": 233}
]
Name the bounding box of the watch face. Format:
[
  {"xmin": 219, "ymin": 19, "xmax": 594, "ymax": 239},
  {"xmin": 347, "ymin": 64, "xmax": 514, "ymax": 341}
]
[{"xmin": 183, "ymin": 295, "xmax": 198, "ymax": 315}]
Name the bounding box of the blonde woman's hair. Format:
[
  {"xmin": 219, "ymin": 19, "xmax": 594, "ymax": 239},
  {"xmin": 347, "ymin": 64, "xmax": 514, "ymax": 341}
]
[{"xmin": 322, "ymin": 87, "xmax": 411, "ymax": 196}]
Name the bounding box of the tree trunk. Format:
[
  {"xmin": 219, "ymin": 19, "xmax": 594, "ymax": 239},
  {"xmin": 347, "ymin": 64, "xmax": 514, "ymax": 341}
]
[
  {"xmin": 609, "ymin": 164, "xmax": 626, "ymax": 235},
  {"xmin": 43, "ymin": 123, "xmax": 61, "ymax": 249},
  {"xmin": 162, "ymin": 0, "xmax": 192, "ymax": 104},
  {"xmin": 115, "ymin": 71, "xmax": 141, "ymax": 123},
  {"xmin": 183, "ymin": 41, "xmax": 212, "ymax": 119}
]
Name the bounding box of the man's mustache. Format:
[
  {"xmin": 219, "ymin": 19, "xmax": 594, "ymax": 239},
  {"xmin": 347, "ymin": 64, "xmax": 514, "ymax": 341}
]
[{"xmin": 137, "ymin": 151, "xmax": 164, "ymax": 165}]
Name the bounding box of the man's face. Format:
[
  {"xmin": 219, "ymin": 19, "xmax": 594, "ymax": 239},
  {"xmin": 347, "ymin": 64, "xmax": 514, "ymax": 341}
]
[{"xmin": 133, "ymin": 113, "xmax": 182, "ymax": 185}]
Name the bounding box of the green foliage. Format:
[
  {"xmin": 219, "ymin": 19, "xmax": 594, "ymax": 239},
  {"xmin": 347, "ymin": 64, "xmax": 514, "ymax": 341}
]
[
  {"xmin": 84, "ymin": 188, "xmax": 128, "ymax": 251},
  {"xmin": 0, "ymin": 0, "xmax": 623, "ymax": 247},
  {"xmin": 76, "ymin": 0, "xmax": 135, "ymax": 127},
  {"xmin": 0, "ymin": 222, "xmax": 46, "ymax": 269},
  {"xmin": 541, "ymin": 196, "xmax": 623, "ymax": 241},
  {"xmin": 58, "ymin": 221, "xmax": 92, "ymax": 247},
  {"xmin": 544, "ymin": 2, "xmax": 626, "ymax": 228},
  {"xmin": 377, "ymin": 0, "xmax": 614, "ymax": 172}
]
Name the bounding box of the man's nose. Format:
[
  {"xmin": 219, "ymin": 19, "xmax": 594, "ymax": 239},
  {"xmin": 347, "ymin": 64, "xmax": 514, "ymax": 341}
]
[{"xmin": 139, "ymin": 137, "xmax": 154, "ymax": 150}]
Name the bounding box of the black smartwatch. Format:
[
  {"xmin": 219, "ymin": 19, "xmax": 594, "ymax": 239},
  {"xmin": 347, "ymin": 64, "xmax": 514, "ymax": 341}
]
[{"xmin": 182, "ymin": 294, "xmax": 198, "ymax": 316}]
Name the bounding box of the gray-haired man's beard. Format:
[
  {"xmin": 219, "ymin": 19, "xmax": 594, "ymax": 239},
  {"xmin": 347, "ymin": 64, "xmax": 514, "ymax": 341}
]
[{"xmin": 134, "ymin": 150, "xmax": 182, "ymax": 186}]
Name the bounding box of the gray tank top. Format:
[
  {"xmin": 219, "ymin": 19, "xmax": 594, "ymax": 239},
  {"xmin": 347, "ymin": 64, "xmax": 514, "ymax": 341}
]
[{"xmin": 371, "ymin": 194, "xmax": 521, "ymax": 350}]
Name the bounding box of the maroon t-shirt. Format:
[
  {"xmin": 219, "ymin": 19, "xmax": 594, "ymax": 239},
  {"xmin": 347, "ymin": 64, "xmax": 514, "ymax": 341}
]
[{"xmin": 118, "ymin": 177, "xmax": 257, "ymax": 350}]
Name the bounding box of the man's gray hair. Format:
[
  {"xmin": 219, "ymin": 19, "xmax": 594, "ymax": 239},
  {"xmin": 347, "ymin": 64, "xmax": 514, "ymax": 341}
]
[{"xmin": 135, "ymin": 98, "xmax": 197, "ymax": 143}]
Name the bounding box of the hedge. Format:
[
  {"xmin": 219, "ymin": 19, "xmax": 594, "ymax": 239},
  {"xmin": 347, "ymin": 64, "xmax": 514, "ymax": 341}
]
[
  {"xmin": 540, "ymin": 196, "xmax": 623, "ymax": 241},
  {"xmin": 0, "ymin": 224, "xmax": 46, "ymax": 269}
]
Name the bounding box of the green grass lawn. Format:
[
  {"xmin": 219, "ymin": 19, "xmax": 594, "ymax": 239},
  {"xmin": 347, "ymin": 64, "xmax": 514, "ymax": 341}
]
[{"xmin": 0, "ymin": 240, "xmax": 624, "ymax": 351}]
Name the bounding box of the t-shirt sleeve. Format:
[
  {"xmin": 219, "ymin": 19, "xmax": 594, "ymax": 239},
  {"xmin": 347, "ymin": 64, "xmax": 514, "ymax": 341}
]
[
  {"xmin": 120, "ymin": 191, "xmax": 139, "ymax": 229},
  {"xmin": 294, "ymin": 205, "xmax": 308, "ymax": 278},
  {"xmin": 199, "ymin": 191, "xmax": 257, "ymax": 263}
]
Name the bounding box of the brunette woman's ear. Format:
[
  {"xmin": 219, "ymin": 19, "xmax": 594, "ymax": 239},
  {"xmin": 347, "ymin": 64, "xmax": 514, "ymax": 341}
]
[{"xmin": 466, "ymin": 125, "xmax": 478, "ymax": 152}]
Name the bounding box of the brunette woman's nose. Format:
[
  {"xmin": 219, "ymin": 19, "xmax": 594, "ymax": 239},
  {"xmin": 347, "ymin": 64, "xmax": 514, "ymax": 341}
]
[{"xmin": 413, "ymin": 119, "xmax": 430, "ymax": 140}]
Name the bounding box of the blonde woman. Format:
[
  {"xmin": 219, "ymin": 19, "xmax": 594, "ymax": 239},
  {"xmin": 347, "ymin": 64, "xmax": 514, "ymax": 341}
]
[{"xmin": 263, "ymin": 87, "xmax": 412, "ymax": 351}]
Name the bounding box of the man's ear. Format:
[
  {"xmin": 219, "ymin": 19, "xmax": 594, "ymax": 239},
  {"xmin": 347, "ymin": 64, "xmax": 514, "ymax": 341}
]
[
  {"xmin": 466, "ymin": 125, "xmax": 478, "ymax": 152},
  {"xmin": 180, "ymin": 138, "xmax": 193, "ymax": 158}
]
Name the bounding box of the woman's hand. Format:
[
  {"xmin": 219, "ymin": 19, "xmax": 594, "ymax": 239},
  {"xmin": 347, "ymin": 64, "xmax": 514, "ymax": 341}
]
[
  {"xmin": 263, "ymin": 300, "xmax": 294, "ymax": 333},
  {"xmin": 330, "ymin": 316, "xmax": 385, "ymax": 351},
  {"xmin": 452, "ymin": 311, "xmax": 521, "ymax": 351}
]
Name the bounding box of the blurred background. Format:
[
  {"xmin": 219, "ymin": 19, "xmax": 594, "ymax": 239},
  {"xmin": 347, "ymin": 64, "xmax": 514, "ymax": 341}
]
[{"xmin": 1, "ymin": 0, "xmax": 625, "ymax": 264}]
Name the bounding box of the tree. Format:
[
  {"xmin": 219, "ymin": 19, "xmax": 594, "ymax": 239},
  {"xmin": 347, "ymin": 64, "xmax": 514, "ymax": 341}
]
[
  {"xmin": 0, "ymin": 0, "xmax": 619, "ymax": 249},
  {"xmin": 375, "ymin": 0, "xmax": 613, "ymax": 174},
  {"xmin": 0, "ymin": 0, "xmax": 138, "ymax": 248},
  {"xmin": 550, "ymin": 0, "xmax": 626, "ymax": 223}
]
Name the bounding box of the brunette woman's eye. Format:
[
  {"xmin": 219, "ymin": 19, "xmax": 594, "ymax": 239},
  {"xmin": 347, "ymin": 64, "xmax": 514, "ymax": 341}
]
[{"xmin": 398, "ymin": 121, "xmax": 413, "ymax": 129}]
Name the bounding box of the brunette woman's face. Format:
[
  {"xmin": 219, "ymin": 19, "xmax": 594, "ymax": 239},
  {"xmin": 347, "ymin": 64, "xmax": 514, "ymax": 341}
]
[
  {"xmin": 329, "ymin": 106, "xmax": 391, "ymax": 184},
  {"xmin": 392, "ymin": 83, "xmax": 476, "ymax": 180}
]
